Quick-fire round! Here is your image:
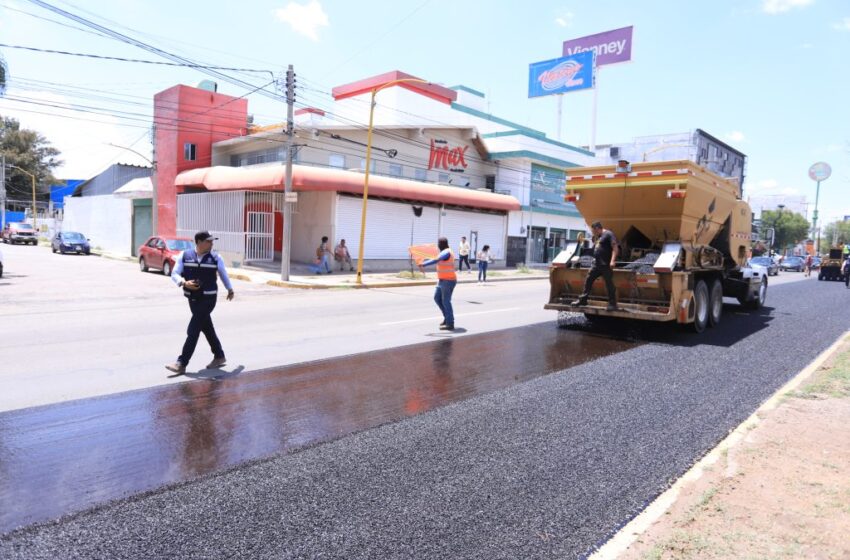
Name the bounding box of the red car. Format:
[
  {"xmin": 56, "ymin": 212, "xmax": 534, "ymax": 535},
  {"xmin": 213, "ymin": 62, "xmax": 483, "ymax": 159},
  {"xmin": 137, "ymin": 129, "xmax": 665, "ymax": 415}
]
[{"xmin": 138, "ymin": 236, "xmax": 193, "ymax": 276}]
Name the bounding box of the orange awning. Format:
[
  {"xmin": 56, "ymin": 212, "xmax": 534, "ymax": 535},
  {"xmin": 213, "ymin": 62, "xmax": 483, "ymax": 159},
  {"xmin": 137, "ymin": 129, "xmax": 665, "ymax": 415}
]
[{"xmin": 175, "ymin": 165, "xmax": 520, "ymax": 212}]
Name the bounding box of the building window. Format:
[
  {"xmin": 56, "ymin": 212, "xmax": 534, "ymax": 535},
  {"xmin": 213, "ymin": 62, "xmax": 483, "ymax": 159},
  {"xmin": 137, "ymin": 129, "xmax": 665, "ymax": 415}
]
[
  {"xmin": 388, "ymin": 163, "xmax": 403, "ymax": 177},
  {"xmin": 485, "ymin": 175, "xmax": 496, "ymax": 191},
  {"xmin": 438, "ymin": 173, "xmax": 450, "ymax": 183},
  {"xmin": 359, "ymin": 158, "xmax": 376, "ymax": 173},
  {"xmin": 414, "ymin": 168, "xmax": 428, "ymax": 182},
  {"xmin": 329, "ymin": 154, "xmax": 345, "ymax": 168},
  {"xmin": 184, "ymin": 143, "xmax": 196, "ymax": 161}
]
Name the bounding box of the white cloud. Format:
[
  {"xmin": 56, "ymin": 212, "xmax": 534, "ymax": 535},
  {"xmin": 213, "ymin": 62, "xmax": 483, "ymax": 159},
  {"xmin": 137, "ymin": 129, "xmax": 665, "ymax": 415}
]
[
  {"xmin": 725, "ymin": 131, "xmax": 746, "ymax": 143},
  {"xmin": 758, "ymin": 179, "xmax": 779, "ymax": 190},
  {"xmin": 273, "ymin": 0, "xmax": 329, "ymax": 41},
  {"xmin": 555, "ymin": 12, "xmax": 574, "ymax": 27},
  {"xmin": 761, "ymin": 0, "xmax": 814, "ymax": 15},
  {"xmin": 780, "ymin": 187, "xmax": 800, "ymax": 196},
  {"xmin": 801, "ymin": 43, "xmax": 814, "ymax": 48},
  {"xmin": 832, "ymin": 17, "xmax": 850, "ymax": 31}
]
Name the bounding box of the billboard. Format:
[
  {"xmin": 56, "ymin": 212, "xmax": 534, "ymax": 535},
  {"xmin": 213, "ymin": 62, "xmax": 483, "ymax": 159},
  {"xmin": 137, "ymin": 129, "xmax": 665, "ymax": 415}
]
[
  {"xmin": 562, "ymin": 26, "xmax": 633, "ymax": 67},
  {"xmin": 528, "ymin": 51, "xmax": 595, "ymax": 98}
]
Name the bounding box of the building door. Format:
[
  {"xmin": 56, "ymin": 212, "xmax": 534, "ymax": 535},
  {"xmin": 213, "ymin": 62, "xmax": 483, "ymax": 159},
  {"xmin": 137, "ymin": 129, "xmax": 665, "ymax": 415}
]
[
  {"xmin": 245, "ymin": 211, "xmax": 274, "ymax": 262},
  {"xmin": 469, "ymin": 230, "xmax": 478, "ymax": 262},
  {"xmin": 548, "ymin": 228, "xmax": 567, "ymax": 262},
  {"xmin": 530, "ymin": 227, "xmax": 546, "ymax": 263},
  {"xmin": 132, "ymin": 201, "xmax": 152, "ymax": 257}
]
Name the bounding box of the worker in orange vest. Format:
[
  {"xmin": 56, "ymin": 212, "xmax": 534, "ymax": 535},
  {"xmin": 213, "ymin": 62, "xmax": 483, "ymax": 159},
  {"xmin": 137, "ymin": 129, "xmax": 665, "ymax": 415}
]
[{"xmin": 419, "ymin": 236, "xmax": 457, "ymax": 331}]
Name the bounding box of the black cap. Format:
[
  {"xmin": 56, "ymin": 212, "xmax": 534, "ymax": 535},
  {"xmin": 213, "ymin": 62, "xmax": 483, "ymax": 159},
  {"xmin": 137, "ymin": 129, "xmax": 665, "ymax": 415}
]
[{"xmin": 195, "ymin": 231, "xmax": 218, "ymax": 243}]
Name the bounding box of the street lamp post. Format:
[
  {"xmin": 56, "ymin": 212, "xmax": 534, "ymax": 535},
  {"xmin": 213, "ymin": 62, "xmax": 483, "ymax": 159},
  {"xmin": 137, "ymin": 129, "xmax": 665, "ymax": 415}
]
[
  {"xmin": 107, "ymin": 143, "xmax": 155, "ymax": 233},
  {"xmin": 355, "ymin": 77, "xmax": 429, "ymax": 285},
  {"xmin": 10, "ymin": 165, "xmax": 37, "ymax": 232}
]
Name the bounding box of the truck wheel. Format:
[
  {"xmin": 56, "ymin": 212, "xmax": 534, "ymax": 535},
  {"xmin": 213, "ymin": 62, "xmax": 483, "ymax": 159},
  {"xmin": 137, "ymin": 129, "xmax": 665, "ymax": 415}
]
[
  {"xmin": 741, "ymin": 278, "xmax": 767, "ymax": 310},
  {"xmin": 691, "ymin": 280, "xmax": 709, "ymax": 333},
  {"xmin": 818, "ymin": 272, "xmax": 824, "ymax": 281},
  {"xmin": 708, "ymin": 279, "xmax": 723, "ymax": 327}
]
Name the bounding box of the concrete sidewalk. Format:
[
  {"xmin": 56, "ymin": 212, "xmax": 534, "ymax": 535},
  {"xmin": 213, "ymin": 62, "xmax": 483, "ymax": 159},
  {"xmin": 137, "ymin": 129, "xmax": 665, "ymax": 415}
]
[{"xmin": 230, "ymin": 263, "xmax": 550, "ymax": 289}]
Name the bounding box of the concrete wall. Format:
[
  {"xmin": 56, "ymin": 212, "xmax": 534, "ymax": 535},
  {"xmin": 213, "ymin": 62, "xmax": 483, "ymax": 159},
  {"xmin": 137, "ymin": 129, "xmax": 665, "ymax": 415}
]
[
  {"xmin": 291, "ymin": 190, "xmax": 335, "ymax": 263},
  {"xmin": 63, "ymin": 195, "xmax": 132, "ymax": 255}
]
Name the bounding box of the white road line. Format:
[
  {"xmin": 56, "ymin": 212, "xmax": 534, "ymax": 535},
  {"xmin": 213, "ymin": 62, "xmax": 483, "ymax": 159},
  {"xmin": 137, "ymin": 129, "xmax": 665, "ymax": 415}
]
[{"xmin": 380, "ymin": 307, "xmax": 522, "ymax": 326}]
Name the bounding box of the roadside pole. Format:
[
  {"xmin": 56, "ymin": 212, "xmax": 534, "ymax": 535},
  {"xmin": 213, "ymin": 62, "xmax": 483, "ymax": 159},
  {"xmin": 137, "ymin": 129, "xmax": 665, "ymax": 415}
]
[
  {"xmin": 1, "ymin": 155, "xmax": 6, "ymax": 230},
  {"xmin": 280, "ymin": 65, "xmax": 295, "ymax": 281}
]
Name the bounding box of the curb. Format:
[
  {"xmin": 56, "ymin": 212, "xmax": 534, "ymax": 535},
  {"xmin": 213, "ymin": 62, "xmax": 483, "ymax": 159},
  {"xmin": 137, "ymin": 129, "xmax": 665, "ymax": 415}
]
[
  {"xmin": 259, "ymin": 274, "xmax": 549, "ymax": 290},
  {"xmin": 588, "ymin": 330, "xmax": 850, "ymax": 560}
]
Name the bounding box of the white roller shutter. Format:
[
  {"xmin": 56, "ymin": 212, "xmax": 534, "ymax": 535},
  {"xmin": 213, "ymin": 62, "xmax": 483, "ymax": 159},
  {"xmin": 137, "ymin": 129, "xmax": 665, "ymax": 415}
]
[
  {"xmin": 336, "ymin": 195, "xmax": 440, "ymax": 259},
  {"xmin": 441, "ymin": 209, "xmax": 507, "ymax": 259}
]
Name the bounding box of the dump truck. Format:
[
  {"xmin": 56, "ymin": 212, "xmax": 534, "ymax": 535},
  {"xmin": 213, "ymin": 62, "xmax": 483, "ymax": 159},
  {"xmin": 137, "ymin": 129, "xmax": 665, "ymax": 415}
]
[
  {"xmin": 545, "ymin": 160, "xmax": 766, "ymax": 332},
  {"xmin": 817, "ymin": 247, "xmax": 846, "ymax": 281}
]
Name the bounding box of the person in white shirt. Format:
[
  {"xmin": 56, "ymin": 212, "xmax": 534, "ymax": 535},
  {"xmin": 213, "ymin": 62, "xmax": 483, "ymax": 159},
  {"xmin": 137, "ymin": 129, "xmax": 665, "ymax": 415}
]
[
  {"xmin": 476, "ymin": 244, "xmax": 492, "ymax": 284},
  {"xmin": 458, "ymin": 236, "xmax": 471, "ymax": 272}
]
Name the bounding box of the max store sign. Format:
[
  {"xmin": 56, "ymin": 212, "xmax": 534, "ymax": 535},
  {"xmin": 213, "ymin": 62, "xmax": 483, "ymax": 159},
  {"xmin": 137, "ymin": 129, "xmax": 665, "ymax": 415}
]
[{"xmin": 428, "ymin": 139, "xmax": 468, "ymax": 172}]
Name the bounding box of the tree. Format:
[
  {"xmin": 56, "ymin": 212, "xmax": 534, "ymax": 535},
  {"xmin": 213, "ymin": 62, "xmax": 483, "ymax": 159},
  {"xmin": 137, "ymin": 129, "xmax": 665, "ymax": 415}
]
[
  {"xmin": 760, "ymin": 209, "xmax": 810, "ymax": 253},
  {"xmin": 0, "ymin": 116, "xmax": 62, "ymax": 202},
  {"xmin": 821, "ymin": 220, "xmax": 850, "ymax": 252}
]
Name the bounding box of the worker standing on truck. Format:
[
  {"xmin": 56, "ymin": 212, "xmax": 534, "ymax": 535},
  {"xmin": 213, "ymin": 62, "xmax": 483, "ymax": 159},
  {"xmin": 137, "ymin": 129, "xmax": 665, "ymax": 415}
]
[{"xmin": 572, "ymin": 221, "xmax": 619, "ymax": 311}]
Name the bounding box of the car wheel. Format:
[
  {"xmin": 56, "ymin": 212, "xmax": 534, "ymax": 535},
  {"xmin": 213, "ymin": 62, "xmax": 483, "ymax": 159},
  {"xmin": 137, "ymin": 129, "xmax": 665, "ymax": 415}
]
[
  {"xmin": 162, "ymin": 260, "xmax": 172, "ymax": 277},
  {"xmin": 139, "ymin": 257, "xmax": 149, "ymax": 272},
  {"xmin": 52, "ymin": 245, "xmax": 56, "ymax": 253}
]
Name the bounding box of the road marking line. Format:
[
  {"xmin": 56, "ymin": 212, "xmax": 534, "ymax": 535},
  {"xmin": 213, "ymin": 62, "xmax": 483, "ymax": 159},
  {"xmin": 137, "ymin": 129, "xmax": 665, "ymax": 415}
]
[
  {"xmin": 589, "ymin": 330, "xmax": 850, "ymax": 560},
  {"xmin": 380, "ymin": 307, "xmax": 522, "ymax": 326}
]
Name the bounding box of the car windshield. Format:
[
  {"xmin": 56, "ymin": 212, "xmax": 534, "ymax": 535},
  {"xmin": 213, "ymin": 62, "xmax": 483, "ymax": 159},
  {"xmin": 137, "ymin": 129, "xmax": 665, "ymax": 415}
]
[
  {"xmin": 12, "ymin": 223, "xmax": 33, "ymax": 231},
  {"xmin": 63, "ymin": 232, "xmax": 85, "ymax": 241},
  {"xmin": 166, "ymin": 239, "xmax": 193, "ymax": 251},
  {"xmin": 751, "ymin": 257, "xmax": 771, "ymax": 265},
  {"xmin": 786, "ymin": 257, "xmax": 803, "ymax": 263}
]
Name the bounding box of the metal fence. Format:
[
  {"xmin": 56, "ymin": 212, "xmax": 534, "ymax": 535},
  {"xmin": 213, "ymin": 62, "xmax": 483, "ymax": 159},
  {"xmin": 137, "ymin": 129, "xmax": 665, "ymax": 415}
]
[{"xmin": 177, "ymin": 191, "xmax": 287, "ymax": 263}]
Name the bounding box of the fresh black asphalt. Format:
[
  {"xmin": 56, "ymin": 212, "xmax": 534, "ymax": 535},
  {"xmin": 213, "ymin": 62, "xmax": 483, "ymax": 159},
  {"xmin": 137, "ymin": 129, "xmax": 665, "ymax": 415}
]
[{"xmin": 2, "ymin": 278, "xmax": 847, "ymax": 559}]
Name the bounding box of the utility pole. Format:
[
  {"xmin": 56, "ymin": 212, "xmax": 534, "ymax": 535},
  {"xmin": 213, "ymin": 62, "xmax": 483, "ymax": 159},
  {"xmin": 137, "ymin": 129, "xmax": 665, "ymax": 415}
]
[
  {"xmin": 1, "ymin": 155, "xmax": 6, "ymax": 230},
  {"xmin": 280, "ymin": 65, "xmax": 295, "ymax": 281}
]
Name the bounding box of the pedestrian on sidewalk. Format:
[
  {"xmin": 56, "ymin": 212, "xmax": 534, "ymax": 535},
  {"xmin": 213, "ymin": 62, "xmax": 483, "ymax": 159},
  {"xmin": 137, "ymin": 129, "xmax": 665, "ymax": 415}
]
[
  {"xmin": 334, "ymin": 238, "xmax": 354, "ymax": 271},
  {"xmin": 420, "ymin": 237, "xmax": 457, "ymax": 331},
  {"xmin": 476, "ymin": 244, "xmax": 492, "ymax": 284},
  {"xmin": 458, "ymin": 236, "xmax": 471, "ymax": 272},
  {"xmin": 805, "ymin": 254, "xmax": 813, "ymax": 277},
  {"xmin": 310, "ymin": 236, "xmax": 332, "ymax": 275},
  {"xmin": 571, "ymin": 221, "xmax": 619, "ymax": 311},
  {"xmin": 166, "ymin": 231, "xmax": 235, "ymax": 375}
]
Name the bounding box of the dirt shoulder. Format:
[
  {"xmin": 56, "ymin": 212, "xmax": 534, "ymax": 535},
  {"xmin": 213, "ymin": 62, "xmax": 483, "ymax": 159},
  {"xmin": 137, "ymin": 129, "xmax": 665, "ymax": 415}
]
[{"xmin": 618, "ymin": 336, "xmax": 850, "ymax": 560}]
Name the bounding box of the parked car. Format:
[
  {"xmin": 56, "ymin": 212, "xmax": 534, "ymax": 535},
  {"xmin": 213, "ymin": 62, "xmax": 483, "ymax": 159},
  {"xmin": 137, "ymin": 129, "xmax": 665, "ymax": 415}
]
[
  {"xmin": 1, "ymin": 222, "xmax": 38, "ymax": 245},
  {"xmin": 748, "ymin": 256, "xmax": 779, "ymax": 276},
  {"xmin": 810, "ymin": 256, "xmax": 821, "ymax": 270},
  {"xmin": 0, "ymin": 247, "xmax": 4, "ymax": 278},
  {"xmin": 139, "ymin": 236, "xmax": 193, "ymax": 276},
  {"xmin": 52, "ymin": 231, "xmax": 91, "ymax": 255},
  {"xmin": 779, "ymin": 256, "xmax": 805, "ymax": 272}
]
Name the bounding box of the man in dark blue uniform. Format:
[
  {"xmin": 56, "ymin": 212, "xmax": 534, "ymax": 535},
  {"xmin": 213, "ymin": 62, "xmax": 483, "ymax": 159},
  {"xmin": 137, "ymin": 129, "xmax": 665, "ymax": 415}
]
[
  {"xmin": 571, "ymin": 221, "xmax": 619, "ymax": 311},
  {"xmin": 165, "ymin": 231, "xmax": 235, "ymax": 375}
]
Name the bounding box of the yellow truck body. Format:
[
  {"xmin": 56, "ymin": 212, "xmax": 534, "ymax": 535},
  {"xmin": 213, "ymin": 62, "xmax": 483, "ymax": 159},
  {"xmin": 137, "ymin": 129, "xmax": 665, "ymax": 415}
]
[{"xmin": 545, "ymin": 160, "xmax": 767, "ymax": 332}]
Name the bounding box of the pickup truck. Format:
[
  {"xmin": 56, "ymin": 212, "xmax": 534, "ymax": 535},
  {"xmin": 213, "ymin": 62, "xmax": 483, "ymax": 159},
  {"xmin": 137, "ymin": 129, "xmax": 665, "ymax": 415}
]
[{"xmin": 2, "ymin": 222, "xmax": 38, "ymax": 245}]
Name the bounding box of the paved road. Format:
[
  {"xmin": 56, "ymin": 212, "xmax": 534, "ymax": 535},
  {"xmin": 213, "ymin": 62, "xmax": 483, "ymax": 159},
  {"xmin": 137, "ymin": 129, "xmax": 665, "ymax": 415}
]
[
  {"xmin": 0, "ymin": 243, "xmax": 555, "ymax": 411},
  {"xmin": 1, "ymin": 263, "xmax": 842, "ymax": 559}
]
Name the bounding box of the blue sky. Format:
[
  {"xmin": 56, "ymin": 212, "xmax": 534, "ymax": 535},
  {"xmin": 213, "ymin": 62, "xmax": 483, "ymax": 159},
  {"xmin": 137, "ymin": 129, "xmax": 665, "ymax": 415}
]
[{"xmin": 1, "ymin": 0, "xmax": 847, "ymax": 224}]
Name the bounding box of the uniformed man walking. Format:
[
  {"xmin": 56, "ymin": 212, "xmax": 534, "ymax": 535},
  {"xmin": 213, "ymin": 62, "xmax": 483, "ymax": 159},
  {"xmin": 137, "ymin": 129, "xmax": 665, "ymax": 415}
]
[{"xmin": 165, "ymin": 231, "xmax": 235, "ymax": 375}]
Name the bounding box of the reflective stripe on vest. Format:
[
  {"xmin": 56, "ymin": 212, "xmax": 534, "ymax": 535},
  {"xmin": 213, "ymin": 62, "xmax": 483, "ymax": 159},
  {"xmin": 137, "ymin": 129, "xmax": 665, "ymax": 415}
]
[{"xmin": 436, "ymin": 251, "xmax": 456, "ymax": 281}]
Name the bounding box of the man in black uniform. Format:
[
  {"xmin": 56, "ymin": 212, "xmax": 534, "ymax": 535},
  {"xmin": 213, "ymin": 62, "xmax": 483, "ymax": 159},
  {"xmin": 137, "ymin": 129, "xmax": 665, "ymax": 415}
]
[{"xmin": 571, "ymin": 221, "xmax": 619, "ymax": 311}]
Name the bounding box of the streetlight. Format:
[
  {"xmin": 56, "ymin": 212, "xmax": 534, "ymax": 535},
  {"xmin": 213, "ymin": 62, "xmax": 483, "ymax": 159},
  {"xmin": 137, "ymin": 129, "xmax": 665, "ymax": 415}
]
[
  {"xmin": 9, "ymin": 165, "xmax": 37, "ymax": 232},
  {"xmin": 107, "ymin": 142, "xmax": 156, "ymax": 234},
  {"xmin": 355, "ymin": 77, "xmax": 430, "ymax": 285}
]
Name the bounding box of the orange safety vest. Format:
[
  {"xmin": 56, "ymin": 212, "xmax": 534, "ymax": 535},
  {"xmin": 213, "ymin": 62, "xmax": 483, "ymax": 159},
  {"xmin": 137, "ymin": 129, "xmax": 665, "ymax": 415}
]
[{"xmin": 436, "ymin": 250, "xmax": 457, "ymax": 281}]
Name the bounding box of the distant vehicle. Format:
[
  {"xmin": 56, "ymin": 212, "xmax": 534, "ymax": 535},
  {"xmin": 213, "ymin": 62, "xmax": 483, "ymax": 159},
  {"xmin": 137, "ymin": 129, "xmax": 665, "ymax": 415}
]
[
  {"xmin": 779, "ymin": 256, "xmax": 805, "ymax": 272},
  {"xmin": 0, "ymin": 247, "xmax": 4, "ymax": 278},
  {"xmin": 810, "ymin": 256, "xmax": 821, "ymax": 270},
  {"xmin": 1, "ymin": 222, "xmax": 38, "ymax": 245},
  {"xmin": 749, "ymin": 256, "xmax": 779, "ymax": 276},
  {"xmin": 51, "ymin": 231, "xmax": 91, "ymax": 255},
  {"xmin": 139, "ymin": 236, "xmax": 193, "ymax": 276}
]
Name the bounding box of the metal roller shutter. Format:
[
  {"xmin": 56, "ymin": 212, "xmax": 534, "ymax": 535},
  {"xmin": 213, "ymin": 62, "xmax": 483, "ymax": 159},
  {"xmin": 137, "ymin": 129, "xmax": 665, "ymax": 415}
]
[
  {"xmin": 336, "ymin": 195, "xmax": 440, "ymax": 259},
  {"xmin": 441, "ymin": 209, "xmax": 507, "ymax": 259}
]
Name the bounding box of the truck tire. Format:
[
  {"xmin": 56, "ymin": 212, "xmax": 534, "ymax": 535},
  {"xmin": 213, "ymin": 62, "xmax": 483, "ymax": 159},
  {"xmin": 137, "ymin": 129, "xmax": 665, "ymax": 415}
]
[
  {"xmin": 691, "ymin": 280, "xmax": 709, "ymax": 333},
  {"xmin": 818, "ymin": 272, "xmax": 824, "ymax": 281},
  {"xmin": 708, "ymin": 279, "xmax": 723, "ymax": 327},
  {"xmin": 739, "ymin": 277, "xmax": 767, "ymax": 310}
]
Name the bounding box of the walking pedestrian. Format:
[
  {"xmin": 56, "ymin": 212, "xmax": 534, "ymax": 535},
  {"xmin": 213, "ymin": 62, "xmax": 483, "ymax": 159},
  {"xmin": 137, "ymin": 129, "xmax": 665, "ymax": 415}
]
[
  {"xmin": 311, "ymin": 235, "xmax": 332, "ymax": 274},
  {"xmin": 804, "ymin": 254, "xmax": 813, "ymax": 277},
  {"xmin": 419, "ymin": 237, "xmax": 458, "ymax": 330},
  {"xmin": 165, "ymin": 231, "xmax": 235, "ymax": 375},
  {"xmin": 458, "ymin": 236, "xmax": 471, "ymax": 272},
  {"xmin": 571, "ymin": 221, "xmax": 619, "ymax": 311},
  {"xmin": 476, "ymin": 244, "xmax": 492, "ymax": 284}
]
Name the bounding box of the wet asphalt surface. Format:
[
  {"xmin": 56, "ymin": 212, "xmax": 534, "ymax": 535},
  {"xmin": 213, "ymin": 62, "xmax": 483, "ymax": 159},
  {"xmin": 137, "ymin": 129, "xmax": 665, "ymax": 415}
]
[{"xmin": 2, "ymin": 278, "xmax": 848, "ymax": 559}]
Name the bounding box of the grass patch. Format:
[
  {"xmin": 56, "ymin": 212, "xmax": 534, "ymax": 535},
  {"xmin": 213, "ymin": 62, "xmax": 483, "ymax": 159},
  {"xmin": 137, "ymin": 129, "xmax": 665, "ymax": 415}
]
[
  {"xmin": 795, "ymin": 349, "xmax": 850, "ymax": 398},
  {"xmin": 396, "ymin": 270, "xmax": 428, "ymax": 280},
  {"xmin": 486, "ymin": 271, "xmax": 504, "ymax": 277},
  {"xmin": 515, "ymin": 264, "xmax": 531, "ymax": 274}
]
